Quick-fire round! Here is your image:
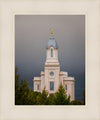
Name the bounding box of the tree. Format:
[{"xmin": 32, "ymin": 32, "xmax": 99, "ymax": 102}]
[
  {"xmin": 15, "ymin": 67, "xmax": 84, "ymax": 105},
  {"xmin": 15, "ymin": 67, "xmax": 33, "ymax": 105},
  {"xmin": 15, "ymin": 67, "xmax": 20, "ymax": 90},
  {"xmin": 32, "ymin": 92, "xmax": 41, "ymax": 105},
  {"xmin": 83, "ymin": 89, "xmax": 85, "ymax": 105},
  {"xmin": 15, "ymin": 67, "xmax": 21, "ymax": 105},
  {"xmin": 66, "ymin": 95, "xmax": 71, "ymax": 105},
  {"xmin": 15, "ymin": 79, "xmax": 29, "ymax": 105},
  {"xmin": 47, "ymin": 94, "xmax": 56, "ymax": 105},
  {"xmin": 36, "ymin": 88, "xmax": 48, "ymax": 105},
  {"xmin": 71, "ymin": 100, "xmax": 83, "ymax": 105},
  {"xmin": 55, "ymin": 84, "xmax": 70, "ymax": 105}
]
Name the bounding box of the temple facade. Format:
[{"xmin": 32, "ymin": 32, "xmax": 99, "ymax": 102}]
[{"xmin": 33, "ymin": 30, "xmax": 75, "ymax": 101}]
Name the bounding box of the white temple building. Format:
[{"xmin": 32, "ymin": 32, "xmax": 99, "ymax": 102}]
[{"xmin": 33, "ymin": 30, "xmax": 75, "ymax": 101}]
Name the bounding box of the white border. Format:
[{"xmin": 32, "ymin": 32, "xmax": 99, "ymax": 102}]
[{"xmin": 0, "ymin": 0, "xmax": 100, "ymax": 120}]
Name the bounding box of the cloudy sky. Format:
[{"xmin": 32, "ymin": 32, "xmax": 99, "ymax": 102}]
[{"xmin": 15, "ymin": 15, "xmax": 85, "ymax": 101}]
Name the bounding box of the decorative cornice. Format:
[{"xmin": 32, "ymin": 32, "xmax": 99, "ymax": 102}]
[
  {"xmin": 63, "ymin": 79, "xmax": 74, "ymax": 81},
  {"xmin": 44, "ymin": 64, "xmax": 60, "ymax": 67},
  {"xmin": 34, "ymin": 79, "xmax": 41, "ymax": 81}
]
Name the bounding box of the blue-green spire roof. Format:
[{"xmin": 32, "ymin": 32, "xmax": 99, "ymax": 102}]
[
  {"xmin": 46, "ymin": 31, "xmax": 58, "ymax": 48},
  {"xmin": 46, "ymin": 29, "xmax": 58, "ymax": 49},
  {"xmin": 46, "ymin": 36, "xmax": 58, "ymax": 49}
]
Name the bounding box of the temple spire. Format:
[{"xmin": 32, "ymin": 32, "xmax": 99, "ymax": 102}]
[{"xmin": 51, "ymin": 29, "xmax": 53, "ymax": 35}]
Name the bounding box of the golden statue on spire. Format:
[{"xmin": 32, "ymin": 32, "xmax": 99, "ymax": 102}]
[{"xmin": 51, "ymin": 29, "xmax": 53, "ymax": 35}]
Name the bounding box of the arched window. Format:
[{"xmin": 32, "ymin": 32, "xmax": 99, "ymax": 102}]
[
  {"xmin": 50, "ymin": 82, "xmax": 54, "ymax": 91},
  {"xmin": 65, "ymin": 85, "xmax": 67, "ymax": 90},
  {"xmin": 51, "ymin": 49, "xmax": 53, "ymax": 57},
  {"xmin": 37, "ymin": 84, "xmax": 39, "ymax": 90}
]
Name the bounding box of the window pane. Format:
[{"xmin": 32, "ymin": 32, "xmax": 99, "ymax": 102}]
[
  {"xmin": 51, "ymin": 49, "xmax": 53, "ymax": 57},
  {"xmin": 50, "ymin": 72, "xmax": 54, "ymax": 76},
  {"xmin": 37, "ymin": 84, "xmax": 39, "ymax": 90},
  {"xmin": 65, "ymin": 85, "xmax": 67, "ymax": 90},
  {"xmin": 50, "ymin": 82, "xmax": 54, "ymax": 90}
]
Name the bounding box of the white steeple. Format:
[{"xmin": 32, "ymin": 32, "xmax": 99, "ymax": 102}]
[{"xmin": 45, "ymin": 30, "xmax": 59, "ymax": 66}]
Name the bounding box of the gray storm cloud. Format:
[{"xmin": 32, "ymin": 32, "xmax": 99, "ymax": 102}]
[{"xmin": 15, "ymin": 15, "xmax": 85, "ymax": 101}]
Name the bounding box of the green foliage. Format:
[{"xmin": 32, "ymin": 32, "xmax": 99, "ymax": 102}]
[
  {"xmin": 15, "ymin": 67, "xmax": 20, "ymax": 90},
  {"xmin": 15, "ymin": 67, "xmax": 34, "ymax": 105},
  {"xmin": 83, "ymin": 89, "xmax": 85, "ymax": 105},
  {"xmin": 36, "ymin": 88, "xmax": 48, "ymax": 105},
  {"xmin": 33, "ymin": 92, "xmax": 41, "ymax": 105},
  {"xmin": 55, "ymin": 84, "xmax": 71, "ymax": 105},
  {"xmin": 15, "ymin": 79, "xmax": 29, "ymax": 105},
  {"xmin": 66, "ymin": 95, "xmax": 71, "ymax": 105},
  {"xmin": 47, "ymin": 94, "xmax": 56, "ymax": 105},
  {"xmin": 15, "ymin": 67, "xmax": 85, "ymax": 105},
  {"xmin": 71, "ymin": 100, "xmax": 83, "ymax": 105}
]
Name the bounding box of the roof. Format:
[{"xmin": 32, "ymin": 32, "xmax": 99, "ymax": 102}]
[{"xmin": 46, "ymin": 36, "xmax": 58, "ymax": 49}]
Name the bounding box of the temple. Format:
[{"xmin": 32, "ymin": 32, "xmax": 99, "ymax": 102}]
[{"xmin": 33, "ymin": 30, "xmax": 75, "ymax": 101}]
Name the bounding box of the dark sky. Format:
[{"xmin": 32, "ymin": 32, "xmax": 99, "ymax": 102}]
[{"xmin": 15, "ymin": 15, "xmax": 85, "ymax": 101}]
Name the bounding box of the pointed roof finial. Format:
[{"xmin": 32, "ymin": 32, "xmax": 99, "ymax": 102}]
[{"xmin": 51, "ymin": 29, "xmax": 53, "ymax": 35}]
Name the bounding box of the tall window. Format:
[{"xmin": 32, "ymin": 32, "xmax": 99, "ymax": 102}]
[
  {"xmin": 51, "ymin": 49, "xmax": 53, "ymax": 57},
  {"xmin": 50, "ymin": 82, "xmax": 54, "ymax": 90},
  {"xmin": 65, "ymin": 85, "xmax": 67, "ymax": 90},
  {"xmin": 37, "ymin": 84, "xmax": 39, "ymax": 90},
  {"xmin": 66, "ymin": 94, "xmax": 67, "ymax": 98}
]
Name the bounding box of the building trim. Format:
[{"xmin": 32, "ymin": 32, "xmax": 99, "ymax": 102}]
[{"xmin": 44, "ymin": 65, "xmax": 60, "ymax": 67}]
